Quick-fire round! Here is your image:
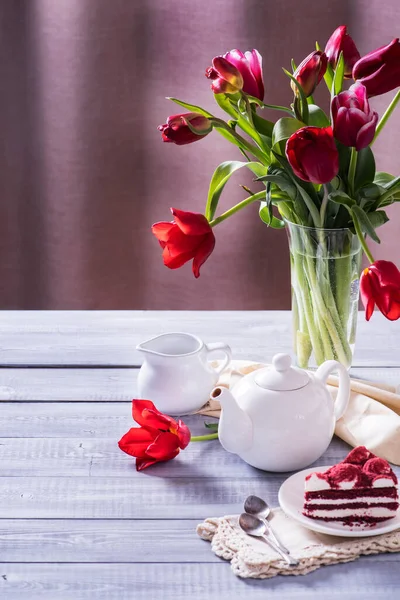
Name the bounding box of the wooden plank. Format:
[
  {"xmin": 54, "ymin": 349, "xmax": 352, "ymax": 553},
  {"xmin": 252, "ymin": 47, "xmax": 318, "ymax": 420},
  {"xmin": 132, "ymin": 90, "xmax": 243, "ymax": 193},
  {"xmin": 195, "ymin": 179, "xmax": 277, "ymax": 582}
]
[
  {"xmin": 0, "ymin": 402, "xmax": 132, "ymax": 437},
  {"xmin": 0, "ymin": 365, "xmax": 398, "ymax": 404},
  {"xmin": 0, "ymin": 519, "xmax": 218, "ymax": 563},
  {"xmin": 0, "ymin": 311, "xmax": 398, "ymax": 366},
  {"xmin": 0, "ymin": 435, "xmax": 355, "ymax": 479},
  {"xmin": 0, "ymin": 560, "xmax": 399, "ymax": 600},
  {"xmin": 0, "ymin": 369, "xmax": 139, "ymax": 401},
  {"xmin": 0, "ymin": 475, "xmax": 320, "ymax": 519},
  {"xmin": 0, "ymin": 519, "xmax": 398, "ymax": 565}
]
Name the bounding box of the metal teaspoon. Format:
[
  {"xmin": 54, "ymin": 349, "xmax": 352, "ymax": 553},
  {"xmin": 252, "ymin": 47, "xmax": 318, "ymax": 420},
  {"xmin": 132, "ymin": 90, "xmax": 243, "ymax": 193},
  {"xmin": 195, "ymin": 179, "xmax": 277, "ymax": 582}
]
[
  {"xmin": 239, "ymin": 513, "xmax": 299, "ymax": 567},
  {"xmin": 244, "ymin": 495, "xmax": 290, "ymax": 554}
]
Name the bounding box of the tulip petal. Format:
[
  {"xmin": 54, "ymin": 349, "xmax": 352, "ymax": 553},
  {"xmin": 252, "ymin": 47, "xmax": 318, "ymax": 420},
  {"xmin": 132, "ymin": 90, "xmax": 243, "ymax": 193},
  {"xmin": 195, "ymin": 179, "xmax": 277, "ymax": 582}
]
[
  {"xmin": 118, "ymin": 427, "xmax": 156, "ymax": 457},
  {"xmin": 245, "ymin": 49, "xmax": 265, "ymax": 100},
  {"xmin": 136, "ymin": 457, "xmax": 160, "ymax": 471},
  {"xmin": 372, "ymin": 260, "xmax": 400, "ymax": 287},
  {"xmin": 171, "ymin": 208, "xmax": 212, "ymax": 236},
  {"xmin": 355, "ymin": 112, "xmax": 378, "ymax": 150},
  {"xmin": 176, "ymin": 419, "xmax": 191, "ymax": 449},
  {"xmin": 192, "ymin": 233, "xmax": 216, "ymax": 278},
  {"xmin": 151, "ymin": 222, "xmax": 175, "ymax": 242},
  {"xmin": 146, "ymin": 432, "xmax": 181, "ymax": 459},
  {"xmin": 225, "ymin": 49, "xmax": 260, "ymax": 99},
  {"xmin": 162, "ymin": 245, "xmax": 195, "ymax": 269},
  {"xmin": 211, "ymin": 78, "xmax": 240, "ymax": 95},
  {"xmin": 132, "ymin": 399, "xmax": 175, "ymax": 430},
  {"xmin": 212, "ymin": 56, "xmax": 243, "ymax": 89},
  {"xmin": 365, "ymin": 298, "xmax": 375, "ymax": 321}
]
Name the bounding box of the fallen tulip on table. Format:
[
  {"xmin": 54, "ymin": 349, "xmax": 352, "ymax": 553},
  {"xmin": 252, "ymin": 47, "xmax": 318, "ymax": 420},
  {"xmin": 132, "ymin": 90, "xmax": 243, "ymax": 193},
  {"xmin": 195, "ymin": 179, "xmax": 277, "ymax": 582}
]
[{"xmin": 119, "ymin": 400, "xmax": 218, "ymax": 470}]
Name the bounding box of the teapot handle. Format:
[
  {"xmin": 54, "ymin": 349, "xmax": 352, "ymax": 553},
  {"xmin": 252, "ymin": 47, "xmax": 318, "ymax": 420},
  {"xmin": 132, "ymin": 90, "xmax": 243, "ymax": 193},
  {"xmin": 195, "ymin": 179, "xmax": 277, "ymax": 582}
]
[
  {"xmin": 315, "ymin": 360, "xmax": 350, "ymax": 421},
  {"xmin": 205, "ymin": 342, "xmax": 232, "ymax": 375}
]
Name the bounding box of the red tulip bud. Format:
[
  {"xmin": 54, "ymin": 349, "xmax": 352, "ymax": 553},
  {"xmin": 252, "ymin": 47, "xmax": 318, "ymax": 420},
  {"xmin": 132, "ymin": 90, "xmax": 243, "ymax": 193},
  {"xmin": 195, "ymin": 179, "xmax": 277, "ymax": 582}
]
[
  {"xmin": 353, "ymin": 38, "xmax": 400, "ymax": 97},
  {"xmin": 292, "ymin": 51, "xmax": 327, "ymax": 97},
  {"xmin": 285, "ymin": 126, "xmax": 339, "ymax": 184},
  {"xmin": 158, "ymin": 113, "xmax": 212, "ymax": 145},
  {"xmin": 332, "ymin": 83, "xmax": 378, "ymax": 150},
  {"xmin": 325, "ymin": 25, "xmax": 361, "ymax": 78},
  {"xmin": 360, "ymin": 261, "xmax": 400, "ymax": 321}
]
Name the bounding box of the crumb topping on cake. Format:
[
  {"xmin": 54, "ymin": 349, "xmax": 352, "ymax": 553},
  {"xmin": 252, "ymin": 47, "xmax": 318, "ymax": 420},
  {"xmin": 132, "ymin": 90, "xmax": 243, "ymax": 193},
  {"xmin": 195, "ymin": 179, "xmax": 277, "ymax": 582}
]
[{"xmin": 305, "ymin": 446, "xmax": 398, "ymax": 490}]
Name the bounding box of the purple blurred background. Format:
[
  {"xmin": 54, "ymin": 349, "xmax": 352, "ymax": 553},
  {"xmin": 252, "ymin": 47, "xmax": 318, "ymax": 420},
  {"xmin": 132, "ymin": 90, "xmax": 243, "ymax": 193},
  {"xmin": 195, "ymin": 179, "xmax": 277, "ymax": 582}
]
[{"xmin": 0, "ymin": 0, "xmax": 399, "ymax": 309}]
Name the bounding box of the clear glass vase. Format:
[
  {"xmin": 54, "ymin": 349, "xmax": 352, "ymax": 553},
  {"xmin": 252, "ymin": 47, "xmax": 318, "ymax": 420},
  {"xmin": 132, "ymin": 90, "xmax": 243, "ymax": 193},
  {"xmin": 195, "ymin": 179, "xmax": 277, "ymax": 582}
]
[{"xmin": 286, "ymin": 221, "xmax": 362, "ymax": 370}]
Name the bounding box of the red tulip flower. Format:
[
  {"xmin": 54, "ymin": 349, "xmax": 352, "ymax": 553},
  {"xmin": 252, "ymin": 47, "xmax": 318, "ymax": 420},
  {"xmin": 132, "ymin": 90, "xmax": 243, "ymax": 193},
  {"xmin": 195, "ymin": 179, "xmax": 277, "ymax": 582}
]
[
  {"xmin": 325, "ymin": 25, "xmax": 361, "ymax": 78},
  {"xmin": 292, "ymin": 51, "xmax": 327, "ymax": 97},
  {"xmin": 158, "ymin": 113, "xmax": 212, "ymax": 146},
  {"xmin": 152, "ymin": 208, "xmax": 215, "ymax": 278},
  {"xmin": 118, "ymin": 400, "xmax": 191, "ymax": 471},
  {"xmin": 285, "ymin": 126, "xmax": 339, "ymax": 184},
  {"xmin": 353, "ymin": 38, "xmax": 400, "ymax": 97},
  {"xmin": 332, "ymin": 83, "xmax": 378, "ymax": 150},
  {"xmin": 206, "ymin": 49, "xmax": 264, "ymax": 100},
  {"xmin": 360, "ymin": 260, "xmax": 400, "ymax": 321}
]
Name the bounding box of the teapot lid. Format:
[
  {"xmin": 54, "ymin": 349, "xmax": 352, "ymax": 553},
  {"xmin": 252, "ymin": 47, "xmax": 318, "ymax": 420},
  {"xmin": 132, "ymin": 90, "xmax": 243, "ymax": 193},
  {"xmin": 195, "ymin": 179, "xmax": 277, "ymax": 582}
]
[{"xmin": 255, "ymin": 353, "xmax": 310, "ymax": 391}]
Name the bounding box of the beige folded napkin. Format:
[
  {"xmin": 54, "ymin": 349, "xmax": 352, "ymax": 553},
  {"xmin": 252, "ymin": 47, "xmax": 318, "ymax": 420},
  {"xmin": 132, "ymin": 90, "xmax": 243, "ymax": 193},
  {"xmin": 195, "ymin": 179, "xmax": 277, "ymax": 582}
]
[
  {"xmin": 198, "ymin": 360, "xmax": 400, "ymax": 465},
  {"xmin": 197, "ymin": 508, "xmax": 400, "ymax": 579}
]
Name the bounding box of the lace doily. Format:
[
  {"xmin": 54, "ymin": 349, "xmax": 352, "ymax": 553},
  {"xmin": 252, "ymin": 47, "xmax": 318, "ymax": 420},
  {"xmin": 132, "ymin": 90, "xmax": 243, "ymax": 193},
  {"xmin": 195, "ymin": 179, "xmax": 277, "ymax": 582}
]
[{"xmin": 197, "ymin": 508, "xmax": 400, "ymax": 579}]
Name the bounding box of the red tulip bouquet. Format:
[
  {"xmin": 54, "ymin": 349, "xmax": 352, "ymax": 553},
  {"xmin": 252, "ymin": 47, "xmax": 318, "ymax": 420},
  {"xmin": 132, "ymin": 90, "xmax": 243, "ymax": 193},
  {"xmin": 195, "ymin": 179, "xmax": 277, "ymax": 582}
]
[{"xmin": 154, "ymin": 27, "xmax": 400, "ymax": 369}]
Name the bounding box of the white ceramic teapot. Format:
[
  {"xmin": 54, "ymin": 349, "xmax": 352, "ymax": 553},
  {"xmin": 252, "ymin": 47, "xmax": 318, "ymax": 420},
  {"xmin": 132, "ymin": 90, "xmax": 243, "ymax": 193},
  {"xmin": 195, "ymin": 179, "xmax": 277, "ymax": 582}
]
[{"xmin": 215, "ymin": 353, "xmax": 350, "ymax": 472}]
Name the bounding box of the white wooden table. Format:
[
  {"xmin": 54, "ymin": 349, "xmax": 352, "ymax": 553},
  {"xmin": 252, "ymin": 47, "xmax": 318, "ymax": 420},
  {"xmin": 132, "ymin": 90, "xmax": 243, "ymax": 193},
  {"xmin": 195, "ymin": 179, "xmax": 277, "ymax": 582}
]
[{"xmin": 0, "ymin": 311, "xmax": 400, "ymax": 600}]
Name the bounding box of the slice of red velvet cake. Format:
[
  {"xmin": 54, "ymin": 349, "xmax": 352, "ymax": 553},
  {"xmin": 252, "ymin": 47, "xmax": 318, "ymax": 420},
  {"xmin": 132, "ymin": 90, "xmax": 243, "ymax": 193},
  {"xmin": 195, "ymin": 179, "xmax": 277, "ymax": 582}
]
[{"xmin": 303, "ymin": 446, "xmax": 399, "ymax": 525}]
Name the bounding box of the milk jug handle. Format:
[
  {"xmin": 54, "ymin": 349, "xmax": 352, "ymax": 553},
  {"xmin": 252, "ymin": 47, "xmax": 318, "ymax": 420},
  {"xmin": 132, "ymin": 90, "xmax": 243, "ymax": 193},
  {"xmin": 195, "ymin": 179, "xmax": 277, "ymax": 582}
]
[
  {"xmin": 205, "ymin": 342, "xmax": 232, "ymax": 376},
  {"xmin": 315, "ymin": 360, "xmax": 350, "ymax": 421}
]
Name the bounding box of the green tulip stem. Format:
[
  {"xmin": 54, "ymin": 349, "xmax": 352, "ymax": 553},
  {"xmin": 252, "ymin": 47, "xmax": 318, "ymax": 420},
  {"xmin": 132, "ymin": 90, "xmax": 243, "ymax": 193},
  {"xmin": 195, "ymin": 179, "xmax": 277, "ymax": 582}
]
[
  {"xmin": 241, "ymin": 91, "xmax": 254, "ymax": 127},
  {"xmin": 348, "ymin": 147, "xmax": 358, "ymax": 198},
  {"xmin": 209, "ymin": 191, "xmax": 265, "ymax": 227},
  {"xmin": 320, "ymin": 184, "xmax": 329, "ymax": 226},
  {"xmin": 372, "ymin": 89, "xmax": 400, "ymax": 145},
  {"xmin": 212, "ymin": 119, "xmax": 268, "ymax": 165},
  {"xmin": 379, "ymin": 180, "xmax": 400, "ymax": 205},
  {"xmin": 353, "ymin": 216, "xmax": 375, "ymax": 264},
  {"xmin": 190, "ymin": 433, "xmax": 219, "ymax": 442}
]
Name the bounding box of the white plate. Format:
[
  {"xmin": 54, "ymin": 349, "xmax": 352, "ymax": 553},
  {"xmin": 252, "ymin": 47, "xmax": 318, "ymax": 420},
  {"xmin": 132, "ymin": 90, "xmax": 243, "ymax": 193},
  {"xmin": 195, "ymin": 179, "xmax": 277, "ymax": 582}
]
[{"xmin": 278, "ymin": 465, "xmax": 400, "ymax": 537}]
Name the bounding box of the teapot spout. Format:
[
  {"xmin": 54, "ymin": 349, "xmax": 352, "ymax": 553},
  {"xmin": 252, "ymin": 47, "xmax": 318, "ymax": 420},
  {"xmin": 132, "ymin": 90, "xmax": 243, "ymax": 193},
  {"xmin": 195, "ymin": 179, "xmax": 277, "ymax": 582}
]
[{"xmin": 212, "ymin": 387, "xmax": 253, "ymax": 455}]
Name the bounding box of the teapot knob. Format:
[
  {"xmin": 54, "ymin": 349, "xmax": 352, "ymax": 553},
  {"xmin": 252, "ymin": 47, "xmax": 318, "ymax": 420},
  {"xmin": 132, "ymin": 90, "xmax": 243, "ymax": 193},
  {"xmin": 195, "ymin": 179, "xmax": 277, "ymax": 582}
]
[{"xmin": 272, "ymin": 353, "xmax": 292, "ymax": 372}]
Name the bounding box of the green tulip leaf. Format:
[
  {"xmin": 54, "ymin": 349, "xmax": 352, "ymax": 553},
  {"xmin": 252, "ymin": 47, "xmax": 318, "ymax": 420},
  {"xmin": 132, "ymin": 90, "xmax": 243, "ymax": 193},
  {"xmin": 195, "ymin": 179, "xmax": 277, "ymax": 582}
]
[
  {"xmin": 332, "ymin": 52, "xmax": 345, "ymax": 97},
  {"xmin": 308, "ymin": 105, "xmax": 330, "ymax": 128},
  {"xmin": 251, "ymin": 112, "xmax": 274, "ymax": 140},
  {"xmin": 351, "ymin": 205, "xmax": 380, "ymax": 243},
  {"xmin": 167, "ymin": 97, "xmax": 213, "ymax": 118},
  {"xmin": 259, "ymin": 179, "xmax": 285, "ymax": 228},
  {"xmin": 205, "ymin": 161, "xmax": 267, "ymax": 221},
  {"xmin": 255, "ymin": 167, "xmax": 297, "ymax": 201},
  {"xmin": 328, "ymin": 191, "xmax": 356, "ymax": 209},
  {"xmin": 354, "ymin": 147, "xmax": 376, "ymax": 191},
  {"xmin": 358, "ymin": 183, "xmax": 382, "ymax": 201},
  {"xmin": 374, "ymin": 171, "xmax": 397, "ymax": 188},
  {"xmin": 259, "ymin": 201, "xmax": 285, "ymax": 228},
  {"xmin": 367, "ymin": 210, "xmax": 389, "ymax": 229},
  {"xmin": 271, "ymin": 117, "xmax": 304, "ymax": 156}
]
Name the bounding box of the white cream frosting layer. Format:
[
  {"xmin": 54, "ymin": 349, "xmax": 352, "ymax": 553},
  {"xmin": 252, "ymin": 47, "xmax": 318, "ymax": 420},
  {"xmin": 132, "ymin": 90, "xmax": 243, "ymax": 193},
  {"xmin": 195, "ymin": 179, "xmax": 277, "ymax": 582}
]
[{"xmin": 305, "ymin": 496, "xmax": 397, "ymax": 506}]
